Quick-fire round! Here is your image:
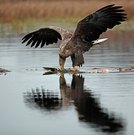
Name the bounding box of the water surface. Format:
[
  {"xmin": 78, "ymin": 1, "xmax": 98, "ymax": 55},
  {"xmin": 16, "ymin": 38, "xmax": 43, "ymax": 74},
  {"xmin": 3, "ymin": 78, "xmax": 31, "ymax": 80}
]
[{"xmin": 0, "ymin": 33, "xmax": 134, "ymax": 135}]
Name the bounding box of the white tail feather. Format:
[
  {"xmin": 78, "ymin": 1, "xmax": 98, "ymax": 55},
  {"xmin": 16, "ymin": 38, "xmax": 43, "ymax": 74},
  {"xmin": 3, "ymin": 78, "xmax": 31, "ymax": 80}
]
[{"xmin": 92, "ymin": 38, "xmax": 108, "ymax": 45}]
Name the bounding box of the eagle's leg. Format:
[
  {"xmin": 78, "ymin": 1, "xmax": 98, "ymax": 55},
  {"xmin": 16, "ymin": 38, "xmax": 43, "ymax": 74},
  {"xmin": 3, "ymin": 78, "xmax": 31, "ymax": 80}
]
[
  {"xmin": 59, "ymin": 55, "xmax": 66, "ymax": 71},
  {"xmin": 70, "ymin": 55, "xmax": 79, "ymax": 71}
]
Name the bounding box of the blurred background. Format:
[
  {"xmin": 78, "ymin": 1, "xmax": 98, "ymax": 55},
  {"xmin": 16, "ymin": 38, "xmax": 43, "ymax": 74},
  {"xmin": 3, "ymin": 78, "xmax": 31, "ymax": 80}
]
[{"xmin": 0, "ymin": 0, "xmax": 134, "ymax": 36}]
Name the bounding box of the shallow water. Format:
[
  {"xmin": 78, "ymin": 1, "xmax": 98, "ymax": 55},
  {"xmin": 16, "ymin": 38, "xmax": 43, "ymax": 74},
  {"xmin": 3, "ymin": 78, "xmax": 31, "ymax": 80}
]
[{"xmin": 0, "ymin": 34, "xmax": 134, "ymax": 135}]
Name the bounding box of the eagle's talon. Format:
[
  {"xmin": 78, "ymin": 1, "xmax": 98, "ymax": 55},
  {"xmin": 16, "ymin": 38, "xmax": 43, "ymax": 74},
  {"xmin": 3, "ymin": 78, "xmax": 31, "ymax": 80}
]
[
  {"xmin": 70, "ymin": 66, "xmax": 79, "ymax": 72},
  {"xmin": 57, "ymin": 65, "xmax": 65, "ymax": 72}
]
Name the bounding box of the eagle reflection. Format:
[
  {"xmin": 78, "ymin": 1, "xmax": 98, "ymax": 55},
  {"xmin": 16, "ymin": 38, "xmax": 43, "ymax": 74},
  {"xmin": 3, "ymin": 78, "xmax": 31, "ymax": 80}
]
[{"xmin": 24, "ymin": 75, "xmax": 124, "ymax": 133}]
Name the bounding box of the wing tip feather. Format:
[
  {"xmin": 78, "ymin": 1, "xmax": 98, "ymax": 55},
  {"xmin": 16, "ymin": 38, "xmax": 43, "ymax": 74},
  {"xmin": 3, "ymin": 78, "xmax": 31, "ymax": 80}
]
[{"xmin": 21, "ymin": 28, "xmax": 62, "ymax": 48}]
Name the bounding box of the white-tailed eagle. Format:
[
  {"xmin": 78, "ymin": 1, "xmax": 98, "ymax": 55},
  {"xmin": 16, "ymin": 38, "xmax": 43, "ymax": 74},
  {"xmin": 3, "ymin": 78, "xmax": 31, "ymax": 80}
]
[{"xmin": 22, "ymin": 4, "xmax": 126, "ymax": 71}]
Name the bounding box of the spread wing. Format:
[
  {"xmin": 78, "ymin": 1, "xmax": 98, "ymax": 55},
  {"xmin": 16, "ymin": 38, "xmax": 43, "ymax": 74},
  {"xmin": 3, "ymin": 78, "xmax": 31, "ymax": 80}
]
[
  {"xmin": 22, "ymin": 26, "xmax": 72, "ymax": 48},
  {"xmin": 72, "ymin": 4, "xmax": 127, "ymax": 43},
  {"xmin": 22, "ymin": 28, "xmax": 62, "ymax": 48},
  {"xmin": 70, "ymin": 4, "xmax": 126, "ymax": 67}
]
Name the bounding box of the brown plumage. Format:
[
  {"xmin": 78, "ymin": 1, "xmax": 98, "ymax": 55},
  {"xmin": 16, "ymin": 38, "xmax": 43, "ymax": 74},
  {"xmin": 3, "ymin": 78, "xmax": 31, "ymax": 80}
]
[{"xmin": 22, "ymin": 4, "xmax": 127, "ymax": 71}]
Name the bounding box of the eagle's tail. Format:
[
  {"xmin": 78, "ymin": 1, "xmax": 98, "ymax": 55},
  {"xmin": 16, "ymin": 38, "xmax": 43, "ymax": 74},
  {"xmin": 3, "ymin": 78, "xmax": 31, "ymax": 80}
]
[{"xmin": 92, "ymin": 38, "xmax": 108, "ymax": 45}]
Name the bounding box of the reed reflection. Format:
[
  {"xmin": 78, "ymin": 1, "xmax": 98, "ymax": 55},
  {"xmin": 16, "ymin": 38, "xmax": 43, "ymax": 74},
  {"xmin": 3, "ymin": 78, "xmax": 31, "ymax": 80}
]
[{"xmin": 24, "ymin": 75, "xmax": 125, "ymax": 133}]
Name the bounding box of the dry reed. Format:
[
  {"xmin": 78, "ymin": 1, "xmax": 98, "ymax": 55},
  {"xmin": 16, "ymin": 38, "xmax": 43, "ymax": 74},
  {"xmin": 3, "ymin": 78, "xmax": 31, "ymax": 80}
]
[{"xmin": 0, "ymin": 0, "xmax": 134, "ymax": 22}]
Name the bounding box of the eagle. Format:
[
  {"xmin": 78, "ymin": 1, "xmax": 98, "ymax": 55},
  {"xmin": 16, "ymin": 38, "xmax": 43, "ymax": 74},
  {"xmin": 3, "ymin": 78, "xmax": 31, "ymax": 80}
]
[{"xmin": 22, "ymin": 4, "xmax": 126, "ymax": 71}]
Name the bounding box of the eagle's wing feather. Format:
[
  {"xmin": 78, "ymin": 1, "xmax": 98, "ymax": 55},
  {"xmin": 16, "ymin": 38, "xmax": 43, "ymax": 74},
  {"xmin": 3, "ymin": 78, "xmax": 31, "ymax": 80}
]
[
  {"xmin": 72, "ymin": 4, "xmax": 127, "ymax": 43},
  {"xmin": 22, "ymin": 28, "xmax": 62, "ymax": 48},
  {"xmin": 70, "ymin": 4, "xmax": 126, "ymax": 67}
]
